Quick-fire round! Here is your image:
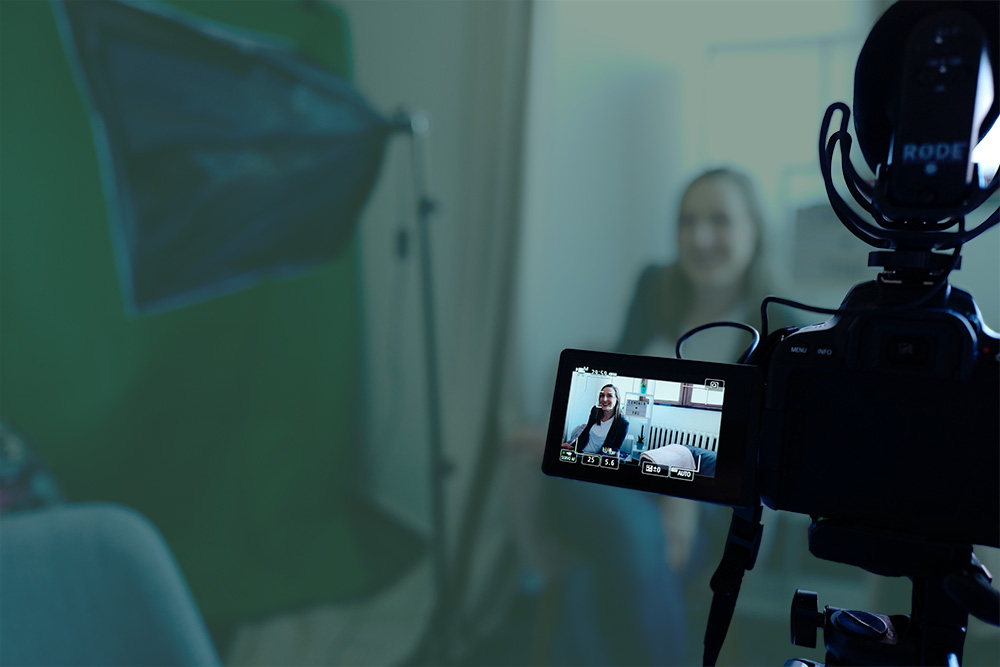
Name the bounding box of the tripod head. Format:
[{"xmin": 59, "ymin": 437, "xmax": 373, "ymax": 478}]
[{"xmin": 787, "ymin": 521, "xmax": 998, "ymax": 666}]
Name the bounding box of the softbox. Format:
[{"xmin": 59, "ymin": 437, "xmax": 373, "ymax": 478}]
[{"xmin": 52, "ymin": 0, "xmax": 394, "ymax": 314}]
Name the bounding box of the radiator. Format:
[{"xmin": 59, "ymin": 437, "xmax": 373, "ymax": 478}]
[{"xmin": 646, "ymin": 425, "xmax": 718, "ymax": 453}]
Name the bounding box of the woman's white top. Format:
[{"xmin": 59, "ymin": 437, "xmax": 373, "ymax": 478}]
[{"xmin": 581, "ymin": 416, "xmax": 614, "ymax": 454}]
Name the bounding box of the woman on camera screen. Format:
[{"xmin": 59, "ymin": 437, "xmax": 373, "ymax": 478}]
[{"xmin": 562, "ymin": 383, "xmax": 630, "ymax": 456}]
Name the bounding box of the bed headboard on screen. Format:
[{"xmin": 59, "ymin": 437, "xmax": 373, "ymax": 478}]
[{"xmin": 647, "ymin": 425, "xmax": 719, "ymax": 452}]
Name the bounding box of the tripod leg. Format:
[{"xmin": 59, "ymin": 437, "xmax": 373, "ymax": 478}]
[{"xmin": 912, "ymin": 574, "xmax": 969, "ymax": 666}]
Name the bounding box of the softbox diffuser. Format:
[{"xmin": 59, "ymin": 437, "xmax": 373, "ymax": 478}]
[{"xmin": 52, "ymin": 0, "xmax": 394, "ymax": 314}]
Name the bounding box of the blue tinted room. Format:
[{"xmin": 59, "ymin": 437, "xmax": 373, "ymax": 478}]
[{"xmin": 2, "ymin": 1, "xmax": 998, "ymax": 665}]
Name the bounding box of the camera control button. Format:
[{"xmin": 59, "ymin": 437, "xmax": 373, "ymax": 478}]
[
  {"xmin": 813, "ymin": 347, "xmax": 836, "ymax": 359},
  {"xmin": 668, "ymin": 468, "xmax": 695, "ymax": 481}
]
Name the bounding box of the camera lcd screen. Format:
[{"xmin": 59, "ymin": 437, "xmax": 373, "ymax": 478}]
[{"xmin": 542, "ymin": 349, "xmax": 761, "ymax": 507}]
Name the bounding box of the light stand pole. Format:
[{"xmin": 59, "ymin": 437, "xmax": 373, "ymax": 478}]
[{"xmin": 395, "ymin": 109, "xmax": 453, "ymax": 664}]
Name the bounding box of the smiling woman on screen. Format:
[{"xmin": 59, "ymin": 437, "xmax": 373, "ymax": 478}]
[{"xmin": 562, "ymin": 383, "xmax": 630, "ymax": 457}]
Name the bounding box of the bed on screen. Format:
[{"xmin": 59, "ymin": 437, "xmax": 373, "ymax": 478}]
[{"xmin": 637, "ymin": 424, "xmax": 717, "ymax": 477}]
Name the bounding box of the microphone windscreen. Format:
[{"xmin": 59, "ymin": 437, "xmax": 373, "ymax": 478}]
[{"xmin": 853, "ymin": 0, "xmax": 999, "ymax": 174}]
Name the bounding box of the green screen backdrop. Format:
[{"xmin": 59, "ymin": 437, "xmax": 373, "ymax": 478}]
[{"xmin": 0, "ymin": 0, "xmax": 419, "ymax": 627}]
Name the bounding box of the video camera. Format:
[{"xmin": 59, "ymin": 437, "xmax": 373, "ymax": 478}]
[{"xmin": 541, "ymin": 2, "xmax": 999, "ymax": 664}]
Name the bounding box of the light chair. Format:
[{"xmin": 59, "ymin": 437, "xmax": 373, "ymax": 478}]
[{"xmin": 0, "ymin": 502, "xmax": 220, "ymax": 666}]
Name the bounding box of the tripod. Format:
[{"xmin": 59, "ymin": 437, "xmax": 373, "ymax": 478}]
[{"xmin": 787, "ymin": 519, "xmax": 999, "ymax": 666}]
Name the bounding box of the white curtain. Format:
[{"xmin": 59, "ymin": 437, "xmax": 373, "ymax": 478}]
[{"xmin": 347, "ymin": 0, "xmax": 534, "ymax": 640}]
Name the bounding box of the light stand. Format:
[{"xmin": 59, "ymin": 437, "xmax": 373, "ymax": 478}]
[{"xmin": 393, "ymin": 109, "xmax": 455, "ymax": 664}]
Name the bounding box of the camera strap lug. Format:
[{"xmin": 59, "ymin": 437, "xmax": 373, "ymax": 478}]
[{"xmin": 703, "ymin": 504, "xmax": 765, "ymax": 666}]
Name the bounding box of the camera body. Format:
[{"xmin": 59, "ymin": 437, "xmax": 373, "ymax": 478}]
[
  {"xmin": 757, "ymin": 277, "xmax": 999, "ymax": 547},
  {"xmin": 542, "ymin": 278, "xmax": 999, "ymax": 549}
]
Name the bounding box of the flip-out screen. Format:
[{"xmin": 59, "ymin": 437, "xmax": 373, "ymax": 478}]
[{"xmin": 542, "ymin": 349, "xmax": 761, "ymax": 506}]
